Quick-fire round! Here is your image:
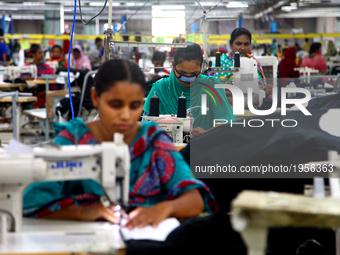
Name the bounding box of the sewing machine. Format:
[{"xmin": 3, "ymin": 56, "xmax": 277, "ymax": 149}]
[
  {"xmin": 0, "ymin": 65, "xmax": 38, "ymax": 82},
  {"xmin": 231, "ymin": 149, "xmax": 340, "ymax": 255},
  {"xmin": 143, "ymin": 115, "xmax": 193, "ymax": 143},
  {"xmin": 0, "ymin": 66, "xmax": 11, "ymax": 82},
  {"xmin": 207, "ymin": 56, "xmax": 265, "ymax": 108},
  {"xmin": 233, "ymin": 57, "xmax": 265, "ymax": 108},
  {"xmin": 11, "ymin": 65, "xmax": 38, "ymax": 81},
  {"xmin": 0, "ymin": 133, "xmax": 130, "ymax": 233}
]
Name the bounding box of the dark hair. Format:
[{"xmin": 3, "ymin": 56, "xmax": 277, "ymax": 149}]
[
  {"xmin": 51, "ymin": 45, "xmax": 62, "ymax": 52},
  {"xmin": 305, "ymin": 38, "xmax": 309, "ymax": 42},
  {"xmin": 0, "ymin": 28, "xmax": 3, "ymax": 37},
  {"xmin": 123, "ymin": 35, "xmax": 129, "ymax": 41},
  {"xmin": 94, "ymin": 59, "xmax": 146, "ymax": 97},
  {"xmin": 29, "ymin": 44, "xmax": 41, "ymax": 54},
  {"xmin": 309, "ymin": 42, "xmax": 322, "ymax": 56},
  {"xmin": 73, "ymin": 48, "xmax": 80, "ymax": 54},
  {"xmin": 152, "ymin": 51, "xmax": 166, "ymax": 62},
  {"xmin": 230, "ymin": 28, "xmax": 251, "ymax": 45},
  {"xmin": 173, "ymin": 42, "xmax": 203, "ymax": 67},
  {"xmin": 95, "ymin": 37, "xmax": 102, "ymax": 44}
]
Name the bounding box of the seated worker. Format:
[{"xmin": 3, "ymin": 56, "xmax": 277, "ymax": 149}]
[
  {"xmin": 94, "ymin": 37, "xmax": 104, "ymax": 59},
  {"xmin": 20, "ymin": 44, "xmax": 56, "ymax": 108},
  {"xmin": 152, "ymin": 50, "xmax": 170, "ymax": 78},
  {"xmin": 143, "ymin": 42, "xmax": 236, "ymax": 137},
  {"xmin": 301, "ymin": 42, "xmax": 327, "ymax": 74},
  {"xmin": 213, "ymin": 27, "xmax": 273, "ymax": 102},
  {"xmin": 71, "ymin": 45, "xmax": 92, "ymax": 71},
  {"xmin": 23, "ymin": 59, "xmax": 217, "ymax": 228},
  {"xmin": 326, "ymin": 40, "xmax": 337, "ymax": 57},
  {"xmin": 278, "ymin": 47, "xmax": 299, "ymax": 86},
  {"xmin": 0, "ymin": 28, "xmax": 8, "ymax": 66},
  {"xmin": 21, "ymin": 44, "xmax": 54, "ymax": 80},
  {"xmin": 145, "ymin": 51, "xmax": 170, "ymax": 96},
  {"xmin": 49, "ymin": 45, "xmax": 68, "ymax": 68}
]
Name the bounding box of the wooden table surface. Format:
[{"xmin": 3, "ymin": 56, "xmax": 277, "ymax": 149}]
[
  {"xmin": 0, "ymin": 82, "xmax": 26, "ymax": 90},
  {"xmin": 0, "ymin": 96, "xmax": 37, "ymax": 103},
  {"xmin": 26, "ymin": 79, "xmax": 57, "ymax": 86}
]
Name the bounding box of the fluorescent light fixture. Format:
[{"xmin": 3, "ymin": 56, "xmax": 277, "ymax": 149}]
[
  {"xmin": 281, "ymin": 5, "xmax": 297, "ymax": 11},
  {"xmin": 291, "ymin": 2, "xmax": 297, "ymax": 6},
  {"xmin": 23, "ymin": 2, "xmax": 44, "ymax": 6},
  {"xmin": 152, "ymin": 5, "xmax": 185, "ymax": 10},
  {"xmin": 226, "ymin": 2, "xmax": 248, "ymax": 8},
  {"xmin": 90, "ymin": 2, "xmax": 118, "ymax": 6}
]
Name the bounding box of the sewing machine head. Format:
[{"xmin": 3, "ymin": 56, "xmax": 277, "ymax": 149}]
[
  {"xmin": 233, "ymin": 57, "xmax": 265, "ymax": 107},
  {"xmin": 143, "ymin": 115, "xmax": 193, "ymax": 143},
  {"xmin": 0, "ymin": 66, "xmax": 11, "ymax": 82},
  {"xmin": 9, "ymin": 65, "xmax": 38, "ymax": 81},
  {"xmin": 0, "ymin": 134, "xmax": 130, "ymax": 232}
]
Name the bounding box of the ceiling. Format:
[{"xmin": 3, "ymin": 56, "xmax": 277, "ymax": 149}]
[{"xmin": 1, "ymin": 0, "xmax": 340, "ymax": 21}]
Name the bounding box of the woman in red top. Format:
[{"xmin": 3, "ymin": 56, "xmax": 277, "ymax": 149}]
[{"xmin": 301, "ymin": 42, "xmax": 327, "ymax": 74}]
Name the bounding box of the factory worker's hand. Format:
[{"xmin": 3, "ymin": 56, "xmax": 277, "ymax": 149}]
[
  {"xmin": 78, "ymin": 203, "xmax": 120, "ymax": 224},
  {"xmin": 192, "ymin": 127, "xmax": 206, "ymax": 138},
  {"xmin": 125, "ymin": 202, "xmax": 172, "ymax": 229},
  {"xmin": 264, "ymin": 84, "xmax": 273, "ymax": 97}
]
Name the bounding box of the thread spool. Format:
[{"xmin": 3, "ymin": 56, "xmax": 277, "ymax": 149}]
[
  {"xmin": 149, "ymin": 91, "xmax": 159, "ymax": 117},
  {"xmin": 215, "ymin": 52, "xmax": 221, "ymax": 67},
  {"xmin": 234, "ymin": 51, "xmax": 240, "ymax": 68},
  {"xmin": 177, "ymin": 92, "xmax": 187, "ymax": 118}
]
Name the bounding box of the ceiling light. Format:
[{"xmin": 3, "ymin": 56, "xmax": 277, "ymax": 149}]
[
  {"xmin": 22, "ymin": 2, "xmax": 44, "ymax": 6},
  {"xmin": 152, "ymin": 5, "xmax": 185, "ymax": 10},
  {"xmin": 226, "ymin": 2, "xmax": 248, "ymax": 8},
  {"xmin": 90, "ymin": 2, "xmax": 119, "ymax": 6}
]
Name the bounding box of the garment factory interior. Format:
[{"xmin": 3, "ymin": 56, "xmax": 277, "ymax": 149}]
[{"xmin": 1, "ymin": 0, "xmax": 340, "ymax": 254}]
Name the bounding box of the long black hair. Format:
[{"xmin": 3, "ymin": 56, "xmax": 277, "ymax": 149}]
[
  {"xmin": 309, "ymin": 42, "xmax": 322, "ymax": 56},
  {"xmin": 173, "ymin": 42, "xmax": 203, "ymax": 67},
  {"xmin": 94, "ymin": 59, "xmax": 146, "ymax": 97},
  {"xmin": 230, "ymin": 27, "xmax": 252, "ymax": 45},
  {"xmin": 29, "ymin": 44, "xmax": 41, "ymax": 55},
  {"xmin": 152, "ymin": 51, "xmax": 166, "ymax": 62}
]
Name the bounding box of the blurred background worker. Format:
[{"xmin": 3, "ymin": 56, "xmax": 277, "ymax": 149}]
[
  {"xmin": 0, "ymin": 28, "xmax": 8, "ymax": 66},
  {"xmin": 49, "ymin": 45, "xmax": 68, "ymax": 68}
]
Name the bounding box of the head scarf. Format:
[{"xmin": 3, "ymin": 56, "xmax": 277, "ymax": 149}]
[
  {"xmin": 278, "ymin": 47, "xmax": 299, "ymax": 78},
  {"xmin": 71, "ymin": 45, "xmax": 92, "ymax": 70}
]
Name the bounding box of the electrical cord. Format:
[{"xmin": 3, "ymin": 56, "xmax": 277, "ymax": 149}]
[
  {"xmin": 68, "ymin": 0, "xmax": 106, "ymax": 119},
  {"xmin": 116, "ymin": 0, "xmax": 150, "ymax": 34},
  {"xmin": 67, "ymin": 0, "xmax": 77, "ymax": 119},
  {"xmin": 78, "ymin": 0, "xmax": 108, "ymax": 25}
]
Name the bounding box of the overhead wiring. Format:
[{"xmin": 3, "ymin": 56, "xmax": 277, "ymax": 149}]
[
  {"xmin": 67, "ymin": 0, "xmax": 77, "ymax": 119},
  {"xmin": 186, "ymin": 0, "xmax": 223, "ymax": 31},
  {"xmin": 78, "ymin": 0, "xmax": 108, "ymax": 25},
  {"xmin": 116, "ymin": 0, "xmax": 150, "ymax": 33},
  {"xmin": 67, "ymin": 0, "xmax": 107, "ymax": 119}
]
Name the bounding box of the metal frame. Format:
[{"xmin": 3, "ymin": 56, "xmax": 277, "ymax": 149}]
[{"xmin": 0, "ymin": 91, "xmax": 19, "ymax": 140}]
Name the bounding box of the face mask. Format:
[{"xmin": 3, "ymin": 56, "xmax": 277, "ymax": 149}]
[{"xmin": 173, "ymin": 65, "xmax": 200, "ymax": 84}]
